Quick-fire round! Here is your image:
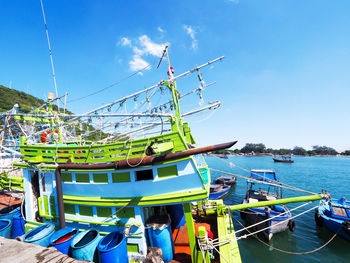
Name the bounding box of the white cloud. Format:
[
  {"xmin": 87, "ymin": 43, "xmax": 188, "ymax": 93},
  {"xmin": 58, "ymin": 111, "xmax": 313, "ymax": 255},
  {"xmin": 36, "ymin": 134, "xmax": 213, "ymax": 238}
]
[
  {"xmin": 129, "ymin": 55, "xmax": 149, "ymax": 72},
  {"xmin": 120, "ymin": 37, "xmax": 131, "ymax": 46},
  {"xmin": 119, "ymin": 34, "xmax": 168, "ymax": 72},
  {"xmin": 157, "ymin": 26, "xmax": 165, "ymax": 33},
  {"xmin": 227, "ymin": 0, "xmax": 239, "ymax": 3},
  {"xmin": 183, "ymin": 25, "xmax": 198, "ymax": 49},
  {"xmin": 139, "ymin": 35, "xmax": 166, "ymax": 57}
]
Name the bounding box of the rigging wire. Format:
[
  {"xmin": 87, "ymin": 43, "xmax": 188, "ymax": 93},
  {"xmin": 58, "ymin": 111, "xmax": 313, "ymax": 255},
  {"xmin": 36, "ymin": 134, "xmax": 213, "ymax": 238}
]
[
  {"xmin": 211, "ymin": 156, "xmax": 318, "ymax": 195},
  {"xmin": 39, "ymin": 0, "xmax": 59, "ymax": 112},
  {"xmin": 67, "ymin": 61, "xmax": 156, "ymax": 104}
]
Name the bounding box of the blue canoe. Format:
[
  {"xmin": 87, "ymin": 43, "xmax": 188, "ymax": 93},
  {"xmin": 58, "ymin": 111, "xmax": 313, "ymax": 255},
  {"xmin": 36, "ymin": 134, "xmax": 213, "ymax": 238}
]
[{"xmin": 315, "ymin": 197, "xmax": 350, "ymax": 241}]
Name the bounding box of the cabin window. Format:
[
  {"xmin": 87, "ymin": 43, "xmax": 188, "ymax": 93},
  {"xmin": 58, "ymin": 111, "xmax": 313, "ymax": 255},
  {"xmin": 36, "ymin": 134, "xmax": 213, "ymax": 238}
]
[
  {"xmin": 93, "ymin": 173, "xmax": 108, "ymax": 183},
  {"xmin": 157, "ymin": 165, "xmax": 178, "ymax": 179},
  {"xmin": 112, "ymin": 172, "xmax": 131, "ymax": 183},
  {"xmin": 135, "ymin": 169, "xmax": 153, "ymax": 181},
  {"xmin": 96, "ymin": 207, "xmax": 112, "ymax": 217},
  {"xmin": 79, "ymin": 206, "xmax": 93, "ymax": 216},
  {"xmin": 117, "ymin": 207, "xmax": 135, "ymax": 218},
  {"xmin": 76, "ymin": 173, "xmax": 90, "ymax": 183},
  {"xmin": 61, "ymin": 173, "xmax": 72, "ymax": 182},
  {"xmin": 64, "ymin": 204, "xmax": 75, "ymax": 215},
  {"xmin": 127, "ymin": 244, "xmax": 139, "ymax": 253}
]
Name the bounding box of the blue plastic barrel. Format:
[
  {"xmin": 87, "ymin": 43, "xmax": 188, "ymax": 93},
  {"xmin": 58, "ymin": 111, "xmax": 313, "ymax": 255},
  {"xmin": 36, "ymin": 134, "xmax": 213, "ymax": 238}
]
[
  {"xmin": 167, "ymin": 204, "xmax": 185, "ymax": 230},
  {"xmin": 0, "ymin": 219, "xmax": 12, "ymax": 238},
  {"xmin": 70, "ymin": 229, "xmax": 100, "ymax": 261},
  {"xmin": 49, "ymin": 227, "xmax": 78, "ymax": 255},
  {"xmin": 0, "ymin": 204, "xmax": 21, "ymax": 220},
  {"xmin": 97, "ymin": 231, "xmax": 128, "ymax": 263},
  {"xmin": 11, "ymin": 211, "xmax": 25, "ymax": 238},
  {"xmin": 147, "ymin": 215, "xmax": 174, "ymax": 263},
  {"xmin": 23, "ymin": 223, "xmax": 55, "ymax": 247}
]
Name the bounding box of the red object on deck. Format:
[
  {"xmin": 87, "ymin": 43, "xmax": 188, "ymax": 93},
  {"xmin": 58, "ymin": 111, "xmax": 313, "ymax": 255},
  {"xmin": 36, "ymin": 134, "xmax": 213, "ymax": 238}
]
[
  {"xmin": 171, "ymin": 223, "xmax": 212, "ymax": 263},
  {"xmin": 54, "ymin": 234, "xmax": 72, "ymax": 244}
]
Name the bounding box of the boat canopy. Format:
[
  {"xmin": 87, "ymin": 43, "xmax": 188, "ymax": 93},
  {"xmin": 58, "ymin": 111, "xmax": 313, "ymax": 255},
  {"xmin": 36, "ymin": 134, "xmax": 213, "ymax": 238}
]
[{"xmin": 249, "ymin": 169, "xmax": 277, "ymax": 182}]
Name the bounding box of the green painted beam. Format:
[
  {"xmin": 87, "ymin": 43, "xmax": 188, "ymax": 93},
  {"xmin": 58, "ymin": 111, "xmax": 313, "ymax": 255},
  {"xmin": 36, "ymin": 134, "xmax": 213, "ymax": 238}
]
[
  {"xmin": 228, "ymin": 194, "xmax": 323, "ymax": 211},
  {"xmin": 183, "ymin": 203, "xmax": 197, "ymax": 263}
]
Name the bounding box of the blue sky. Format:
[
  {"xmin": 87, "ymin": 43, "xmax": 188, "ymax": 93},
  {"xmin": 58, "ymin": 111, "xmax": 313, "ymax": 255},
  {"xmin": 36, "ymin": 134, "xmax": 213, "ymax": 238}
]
[{"xmin": 1, "ymin": 0, "xmax": 350, "ymax": 151}]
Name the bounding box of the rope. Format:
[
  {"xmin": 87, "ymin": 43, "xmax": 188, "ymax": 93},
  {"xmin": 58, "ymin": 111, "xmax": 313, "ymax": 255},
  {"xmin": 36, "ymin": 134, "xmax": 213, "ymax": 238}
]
[
  {"xmin": 67, "ymin": 61, "xmax": 155, "ymax": 103},
  {"xmin": 218, "ymin": 201, "xmax": 312, "ymax": 242},
  {"xmin": 212, "ymin": 205, "xmax": 318, "ymax": 247},
  {"xmin": 210, "ymin": 166, "xmax": 318, "ymax": 196},
  {"xmin": 231, "ymin": 212, "xmax": 338, "ymax": 255}
]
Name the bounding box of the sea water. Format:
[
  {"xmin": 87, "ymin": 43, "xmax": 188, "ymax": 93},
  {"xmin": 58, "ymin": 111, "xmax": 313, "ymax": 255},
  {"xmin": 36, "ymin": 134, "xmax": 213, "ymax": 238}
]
[{"xmin": 205, "ymin": 156, "xmax": 350, "ymax": 262}]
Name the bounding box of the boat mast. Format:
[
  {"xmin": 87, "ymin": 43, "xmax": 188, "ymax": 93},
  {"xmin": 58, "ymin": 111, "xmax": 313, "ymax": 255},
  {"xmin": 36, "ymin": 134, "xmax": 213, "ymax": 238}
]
[{"xmin": 164, "ymin": 46, "xmax": 184, "ymax": 135}]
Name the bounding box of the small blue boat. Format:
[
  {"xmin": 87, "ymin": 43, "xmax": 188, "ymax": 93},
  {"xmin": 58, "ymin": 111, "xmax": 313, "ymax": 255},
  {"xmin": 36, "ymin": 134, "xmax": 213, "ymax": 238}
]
[
  {"xmin": 240, "ymin": 170, "xmax": 294, "ymax": 241},
  {"xmin": 209, "ymin": 183, "xmax": 231, "ymax": 200},
  {"xmin": 315, "ymin": 197, "xmax": 350, "ymax": 241}
]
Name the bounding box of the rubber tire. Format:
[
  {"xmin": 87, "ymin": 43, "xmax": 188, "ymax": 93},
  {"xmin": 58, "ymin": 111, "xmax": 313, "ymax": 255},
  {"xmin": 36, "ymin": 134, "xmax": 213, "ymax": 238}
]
[
  {"xmin": 288, "ymin": 219, "xmax": 296, "ymax": 232},
  {"xmin": 240, "ymin": 210, "xmax": 246, "ymax": 220},
  {"xmin": 314, "ymin": 209, "xmax": 323, "ymax": 227},
  {"xmin": 342, "ymin": 221, "xmax": 350, "ymax": 236}
]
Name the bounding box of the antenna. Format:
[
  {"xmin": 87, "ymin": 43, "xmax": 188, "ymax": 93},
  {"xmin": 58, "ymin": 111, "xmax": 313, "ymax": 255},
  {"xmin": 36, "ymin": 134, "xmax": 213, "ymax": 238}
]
[
  {"xmin": 157, "ymin": 45, "xmax": 168, "ymax": 69},
  {"xmin": 40, "ymin": 0, "xmax": 60, "ymax": 112}
]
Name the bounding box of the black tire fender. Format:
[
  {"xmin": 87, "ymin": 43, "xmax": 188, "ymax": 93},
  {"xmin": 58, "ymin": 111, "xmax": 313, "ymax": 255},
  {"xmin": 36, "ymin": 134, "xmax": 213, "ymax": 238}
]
[
  {"xmin": 288, "ymin": 219, "xmax": 296, "ymax": 232},
  {"xmin": 342, "ymin": 220, "xmax": 350, "ymax": 235},
  {"xmin": 314, "ymin": 209, "xmax": 323, "ymax": 227}
]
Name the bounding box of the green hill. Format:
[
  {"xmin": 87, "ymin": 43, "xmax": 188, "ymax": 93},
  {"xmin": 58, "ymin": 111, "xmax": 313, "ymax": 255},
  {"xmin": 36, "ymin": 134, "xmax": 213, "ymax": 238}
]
[{"xmin": 0, "ymin": 85, "xmax": 71, "ymax": 113}]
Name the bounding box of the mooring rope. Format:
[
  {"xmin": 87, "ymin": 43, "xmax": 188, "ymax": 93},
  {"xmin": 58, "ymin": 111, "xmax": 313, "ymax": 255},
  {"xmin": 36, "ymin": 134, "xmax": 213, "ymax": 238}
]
[
  {"xmin": 231, "ymin": 213, "xmax": 338, "ymax": 255},
  {"xmin": 210, "ymin": 201, "xmax": 312, "ymax": 244},
  {"xmin": 211, "ymin": 205, "xmax": 318, "ymax": 247},
  {"xmin": 210, "ymin": 165, "xmax": 318, "ymax": 196}
]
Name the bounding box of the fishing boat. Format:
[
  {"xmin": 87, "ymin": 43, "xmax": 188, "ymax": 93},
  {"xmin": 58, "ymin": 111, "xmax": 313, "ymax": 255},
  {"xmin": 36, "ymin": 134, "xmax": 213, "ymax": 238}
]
[
  {"xmin": 6, "ymin": 48, "xmax": 245, "ymax": 262},
  {"xmin": 209, "ymin": 183, "xmax": 231, "ymax": 200},
  {"xmin": 240, "ymin": 170, "xmax": 295, "ymax": 241},
  {"xmin": 273, "ymin": 155, "xmax": 294, "ymax": 163},
  {"xmin": 209, "ymin": 176, "xmax": 236, "ymax": 199},
  {"xmin": 214, "ymin": 176, "xmax": 236, "ymax": 186},
  {"xmin": 315, "ymin": 196, "xmax": 350, "ymax": 241}
]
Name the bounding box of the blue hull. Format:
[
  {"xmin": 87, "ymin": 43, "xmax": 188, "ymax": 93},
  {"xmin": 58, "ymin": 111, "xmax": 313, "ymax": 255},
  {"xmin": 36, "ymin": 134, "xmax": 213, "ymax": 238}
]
[
  {"xmin": 241, "ymin": 204, "xmax": 292, "ymax": 240},
  {"xmin": 316, "ymin": 198, "xmax": 350, "ymax": 241},
  {"xmin": 209, "ymin": 185, "xmax": 231, "ymax": 200}
]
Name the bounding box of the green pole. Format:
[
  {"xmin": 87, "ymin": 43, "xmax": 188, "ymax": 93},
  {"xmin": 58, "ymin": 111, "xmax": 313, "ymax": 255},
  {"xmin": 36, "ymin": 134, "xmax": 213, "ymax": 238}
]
[
  {"xmin": 200, "ymin": 194, "xmax": 324, "ymax": 215},
  {"xmin": 228, "ymin": 194, "xmax": 324, "ymax": 211}
]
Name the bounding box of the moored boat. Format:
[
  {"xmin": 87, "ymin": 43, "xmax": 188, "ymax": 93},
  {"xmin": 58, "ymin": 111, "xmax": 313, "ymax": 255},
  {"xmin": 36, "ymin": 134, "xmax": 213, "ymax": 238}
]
[
  {"xmin": 273, "ymin": 155, "xmax": 294, "ymax": 163},
  {"xmin": 209, "ymin": 183, "xmax": 231, "ymax": 200},
  {"xmin": 9, "ymin": 48, "xmax": 242, "ymax": 262},
  {"xmin": 240, "ymin": 170, "xmax": 294, "ymax": 241},
  {"xmin": 214, "ymin": 175, "xmax": 236, "ymax": 186},
  {"xmin": 315, "ymin": 197, "xmax": 350, "ymax": 241}
]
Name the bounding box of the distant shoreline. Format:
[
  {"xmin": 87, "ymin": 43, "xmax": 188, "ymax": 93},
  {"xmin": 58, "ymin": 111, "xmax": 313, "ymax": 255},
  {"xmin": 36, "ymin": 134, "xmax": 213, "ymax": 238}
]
[{"xmin": 209, "ymin": 153, "xmax": 350, "ymax": 158}]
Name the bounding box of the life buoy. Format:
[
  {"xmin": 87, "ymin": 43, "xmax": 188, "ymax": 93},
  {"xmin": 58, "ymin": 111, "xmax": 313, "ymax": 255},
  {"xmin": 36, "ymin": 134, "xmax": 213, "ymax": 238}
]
[
  {"xmin": 41, "ymin": 129, "xmax": 58, "ymax": 143},
  {"xmin": 288, "ymin": 219, "xmax": 296, "ymax": 232}
]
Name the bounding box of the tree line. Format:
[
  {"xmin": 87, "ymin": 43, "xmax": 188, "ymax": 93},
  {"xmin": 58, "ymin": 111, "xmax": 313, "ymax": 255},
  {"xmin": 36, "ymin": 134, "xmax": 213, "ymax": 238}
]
[{"xmin": 213, "ymin": 143, "xmax": 348, "ymax": 156}]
